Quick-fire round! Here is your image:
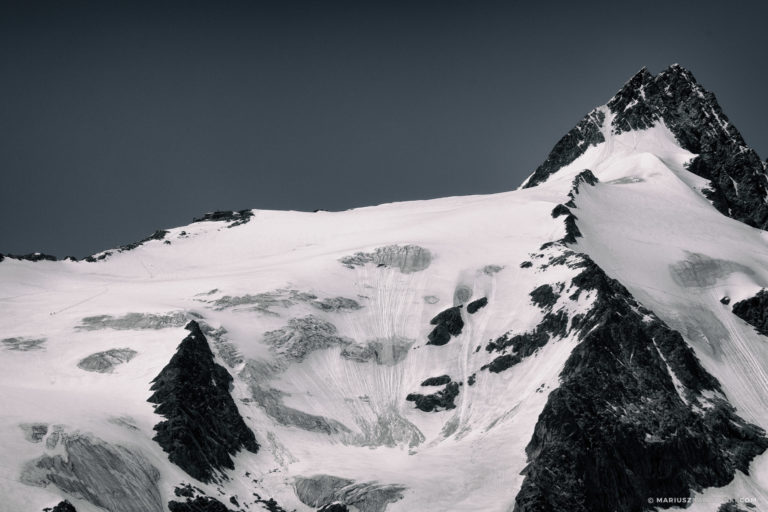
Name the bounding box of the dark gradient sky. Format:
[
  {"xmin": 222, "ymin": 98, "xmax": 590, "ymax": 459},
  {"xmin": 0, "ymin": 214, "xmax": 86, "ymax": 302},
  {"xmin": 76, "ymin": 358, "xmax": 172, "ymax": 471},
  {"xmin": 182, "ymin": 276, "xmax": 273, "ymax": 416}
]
[{"xmin": 2, "ymin": 1, "xmax": 767, "ymax": 258}]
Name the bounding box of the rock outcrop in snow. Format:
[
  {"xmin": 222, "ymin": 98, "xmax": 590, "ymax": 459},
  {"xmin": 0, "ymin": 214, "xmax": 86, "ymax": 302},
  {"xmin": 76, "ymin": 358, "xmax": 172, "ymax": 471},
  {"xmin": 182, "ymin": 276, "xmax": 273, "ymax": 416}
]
[{"xmin": 148, "ymin": 321, "xmax": 259, "ymax": 482}]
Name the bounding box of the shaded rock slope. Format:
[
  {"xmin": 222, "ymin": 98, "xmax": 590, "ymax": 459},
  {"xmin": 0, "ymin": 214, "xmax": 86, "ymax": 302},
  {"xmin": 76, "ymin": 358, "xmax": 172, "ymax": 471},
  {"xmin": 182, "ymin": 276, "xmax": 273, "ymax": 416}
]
[
  {"xmin": 514, "ymin": 173, "xmax": 768, "ymax": 511},
  {"xmin": 732, "ymin": 289, "xmax": 768, "ymax": 337},
  {"xmin": 148, "ymin": 321, "xmax": 259, "ymax": 482},
  {"xmin": 524, "ymin": 65, "xmax": 768, "ymax": 231}
]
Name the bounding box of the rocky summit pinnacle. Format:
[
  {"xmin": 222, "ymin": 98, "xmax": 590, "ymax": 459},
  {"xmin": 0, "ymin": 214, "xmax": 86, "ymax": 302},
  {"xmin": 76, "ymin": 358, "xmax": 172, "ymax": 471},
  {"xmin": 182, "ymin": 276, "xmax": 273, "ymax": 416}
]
[
  {"xmin": 524, "ymin": 64, "xmax": 768, "ymax": 232},
  {"xmin": 147, "ymin": 321, "xmax": 259, "ymax": 483}
]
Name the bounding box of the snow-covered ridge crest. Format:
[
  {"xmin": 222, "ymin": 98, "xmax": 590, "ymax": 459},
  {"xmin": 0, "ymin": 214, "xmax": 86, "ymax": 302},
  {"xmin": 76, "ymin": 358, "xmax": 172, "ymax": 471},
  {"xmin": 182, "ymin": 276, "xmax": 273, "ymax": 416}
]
[{"xmin": 3, "ymin": 64, "xmax": 768, "ymax": 512}]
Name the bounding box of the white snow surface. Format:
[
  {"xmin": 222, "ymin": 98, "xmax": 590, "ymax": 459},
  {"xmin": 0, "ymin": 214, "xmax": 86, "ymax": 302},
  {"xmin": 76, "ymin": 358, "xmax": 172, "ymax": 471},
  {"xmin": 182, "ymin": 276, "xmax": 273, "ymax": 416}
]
[{"xmin": 1, "ymin": 112, "xmax": 768, "ymax": 511}]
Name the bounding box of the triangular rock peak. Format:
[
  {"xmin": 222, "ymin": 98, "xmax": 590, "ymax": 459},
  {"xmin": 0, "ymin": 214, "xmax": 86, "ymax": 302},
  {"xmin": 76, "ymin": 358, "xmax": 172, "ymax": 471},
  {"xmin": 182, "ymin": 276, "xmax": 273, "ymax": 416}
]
[
  {"xmin": 523, "ymin": 64, "xmax": 768, "ymax": 231},
  {"xmin": 148, "ymin": 321, "xmax": 259, "ymax": 483}
]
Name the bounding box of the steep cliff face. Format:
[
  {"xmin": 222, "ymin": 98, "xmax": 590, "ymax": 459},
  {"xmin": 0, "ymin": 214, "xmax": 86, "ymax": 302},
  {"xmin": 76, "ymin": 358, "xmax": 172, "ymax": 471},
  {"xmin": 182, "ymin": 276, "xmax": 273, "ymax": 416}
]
[
  {"xmin": 3, "ymin": 65, "xmax": 768, "ymax": 512},
  {"xmin": 522, "ymin": 109, "xmax": 607, "ymax": 189},
  {"xmin": 609, "ymin": 65, "xmax": 768, "ymax": 229},
  {"xmin": 513, "ymin": 178, "xmax": 768, "ymax": 511},
  {"xmin": 525, "ymin": 65, "xmax": 768, "ymax": 232},
  {"xmin": 732, "ymin": 290, "xmax": 768, "ymax": 336},
  {"xmin": 148, "ymin": 321, "xmax": 259, "ymax": 483}
]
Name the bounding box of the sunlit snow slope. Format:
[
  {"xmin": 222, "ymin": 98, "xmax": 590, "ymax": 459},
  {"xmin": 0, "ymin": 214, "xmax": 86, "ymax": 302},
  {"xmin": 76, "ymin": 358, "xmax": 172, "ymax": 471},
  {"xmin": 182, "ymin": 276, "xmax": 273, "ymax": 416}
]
[{"xmin": 2, "ymin": 65, "xmax": 768, "ymax": 512}]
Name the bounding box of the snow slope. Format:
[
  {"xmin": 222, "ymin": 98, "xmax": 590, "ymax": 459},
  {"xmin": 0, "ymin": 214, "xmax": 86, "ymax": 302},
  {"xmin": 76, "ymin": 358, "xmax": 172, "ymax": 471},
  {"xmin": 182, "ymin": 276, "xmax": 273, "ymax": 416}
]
[
  {"xmin": 0, "ymin": 182, "xmax": 589, "ymax": 511},
  {"xmin": 2, "ymin": 67, "xmax": 768, "ymax": 512}
]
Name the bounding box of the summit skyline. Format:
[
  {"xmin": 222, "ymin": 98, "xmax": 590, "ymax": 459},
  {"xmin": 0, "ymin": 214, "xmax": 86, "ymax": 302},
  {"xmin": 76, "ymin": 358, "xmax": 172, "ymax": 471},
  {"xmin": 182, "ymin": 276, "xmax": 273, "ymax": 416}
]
[{"xmin": 2, "ymin": 0, "xmax": 768, "ymax": 257}]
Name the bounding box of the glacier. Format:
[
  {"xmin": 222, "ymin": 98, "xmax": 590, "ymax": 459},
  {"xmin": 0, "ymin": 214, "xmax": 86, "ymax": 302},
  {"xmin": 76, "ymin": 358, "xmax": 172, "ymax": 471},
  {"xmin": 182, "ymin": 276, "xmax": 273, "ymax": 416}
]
[{"xmin": 2, "ymin": 65, "xmax": 768, "ymax": 512}]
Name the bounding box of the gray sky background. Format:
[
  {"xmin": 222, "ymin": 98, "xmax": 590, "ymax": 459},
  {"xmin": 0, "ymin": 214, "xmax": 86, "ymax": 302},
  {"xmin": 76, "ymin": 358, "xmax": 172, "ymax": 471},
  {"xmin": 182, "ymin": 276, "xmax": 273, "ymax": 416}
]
[{"xmin": 2, "ymin": 0, "xmax": 767, "ymax": 258}]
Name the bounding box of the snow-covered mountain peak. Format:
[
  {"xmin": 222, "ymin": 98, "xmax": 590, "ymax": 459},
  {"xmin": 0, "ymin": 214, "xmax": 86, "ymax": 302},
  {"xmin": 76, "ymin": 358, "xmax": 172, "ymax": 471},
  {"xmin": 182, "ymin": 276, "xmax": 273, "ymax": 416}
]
[
  {"xmin": 523, "ymin": 64, "xmax": 768, "ymax": 232},
  {"xmin": 4, "ymin": 66, "xmax": 768, "ymax": 512}
]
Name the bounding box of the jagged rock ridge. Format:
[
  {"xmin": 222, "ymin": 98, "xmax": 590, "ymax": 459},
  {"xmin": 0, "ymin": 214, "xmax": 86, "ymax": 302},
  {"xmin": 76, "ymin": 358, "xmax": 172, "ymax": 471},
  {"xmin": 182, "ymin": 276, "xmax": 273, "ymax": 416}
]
[
  {"xmin": 608, "ymin": 65, "xmax": 768, "ymax": 230},
  {"xmin": 524, "ymin": 65, "xmax": 768, "ymax": 232},
  {"xmin": 523, "ymin": 110, "xmax": 606, "ymax": 188},
  {"xmin": 148, "ymin": 321, "xmax": 259, "ymax": 483},
  {"xmin": 512, "ymin": 175, "xmax": 768, "ymax": 512},
  {"xmin": 731, "ymin": 289, "xmax": 768, "ymax": 336}
]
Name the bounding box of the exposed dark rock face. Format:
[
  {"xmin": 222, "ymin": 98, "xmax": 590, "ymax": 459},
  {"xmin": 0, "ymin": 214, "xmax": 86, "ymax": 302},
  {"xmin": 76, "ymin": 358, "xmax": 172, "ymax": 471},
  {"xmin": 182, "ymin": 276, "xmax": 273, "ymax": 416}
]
[
  {"xmin": 484, "ymin": 325, "xmax": 556, "ymax": 374},
  {"xmin": 523, "ymin": 109, "xmax": 606, "ymax": 188},
  {"xmin": 513, "ymin": 174, "xmax": 768, "ymax": 510},
  {"xmin": 192, "ymin": 210, "xmax": 254, "ymax": 228},
  {"xmin": 77, "ymin": 348, "xmax": 137, "ymax": 372},
  {"xmin": 0, "ymin": 252, "xmax": 58, "ymax": 262},
  {"xmin": 529, "ymin": 284, "xmax": 559, "ymax": 309},
  {"xmin": 551, "ymin": 204, "xmax": 571, "ymax": 218},
  {"xmin": 83, "ymin": 251, "xmax": 112, "ymax": 262},
  {"xmin": 524, "ymin": 65, "xmax": 768, "ymax": 231},
  {"xmin": 254, "ymin": 497, "xmax": 288, "ymax": 512},
  {"xmin": 717, "ymin": 503, "xmax": 754, "ymax": 512},
  {"xmin": 466, "ymin": 297, "xmax": 488, "ymax": 314},
  {"xmin": 118, "ymin": 229, "xmax": 169, "ymax": 252},
  {"xmin": 732, "ymin": 289, "xmax": 768, "ymax": 336},
  {"xmin": 554, "ymin": 171, "xmax": 598, "ymax": 244},
  {"xmin": 420, "ymin": 375, "xmax": 451, "ymax": 386},
  {"xmin": 21, "ymin": 432, "xmax": 163, "ymax": 512},
  {"xmin": 610, "ymin": 66, "xmax": 768, "ymax": 229},
  {"xmin": 173, "ymin": 484, "xmax": 201, "ymax": 498},
  {"xmin": 406, "ymin": 381, "xmax": 460, "ymax": 412},
  {"xmin": 168, "ymin": 496, "xmax": 232, "ymax": 512},
  {"xmin": 566, "ymin": 170, "xmax": 599, "ymax": 203},
  {"xmin": 80, "ymin": 229, "xmax": 169, "ymax": 262},
  {"xmin": 168, "ymin": 483, "xmax": 277, "ymax": 512},
  {"xmin": 426, "ymin": 306, "xmax": 464, "ymax": 346},
  {"xmin": 573, "ymin": 162, "xmax": 599, "ymax": 186},
  {"xmin": 46, "ymin": 501, "xmax": 77, "ymax": 512},
  {"xmin": 148, "ymin": 321, "xmax": 259, "ymax": 483},
  {"xmin": 561, "ymin": 213, "xmax": 582, "ymax": 244},
  {"xmin": 484, "ymin": 284, "xmax": 567, "ymax": 374},
  {"xmin": 318, "ymin": 503, "xmax": 350, "ymax": 512},
  {"xmin": 513, "ymin": 251, "xmax": 768, "ymax": 511},
  {"xmin": 485, "ymin": 353, "xmax": 517, "ymax": 373}
]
